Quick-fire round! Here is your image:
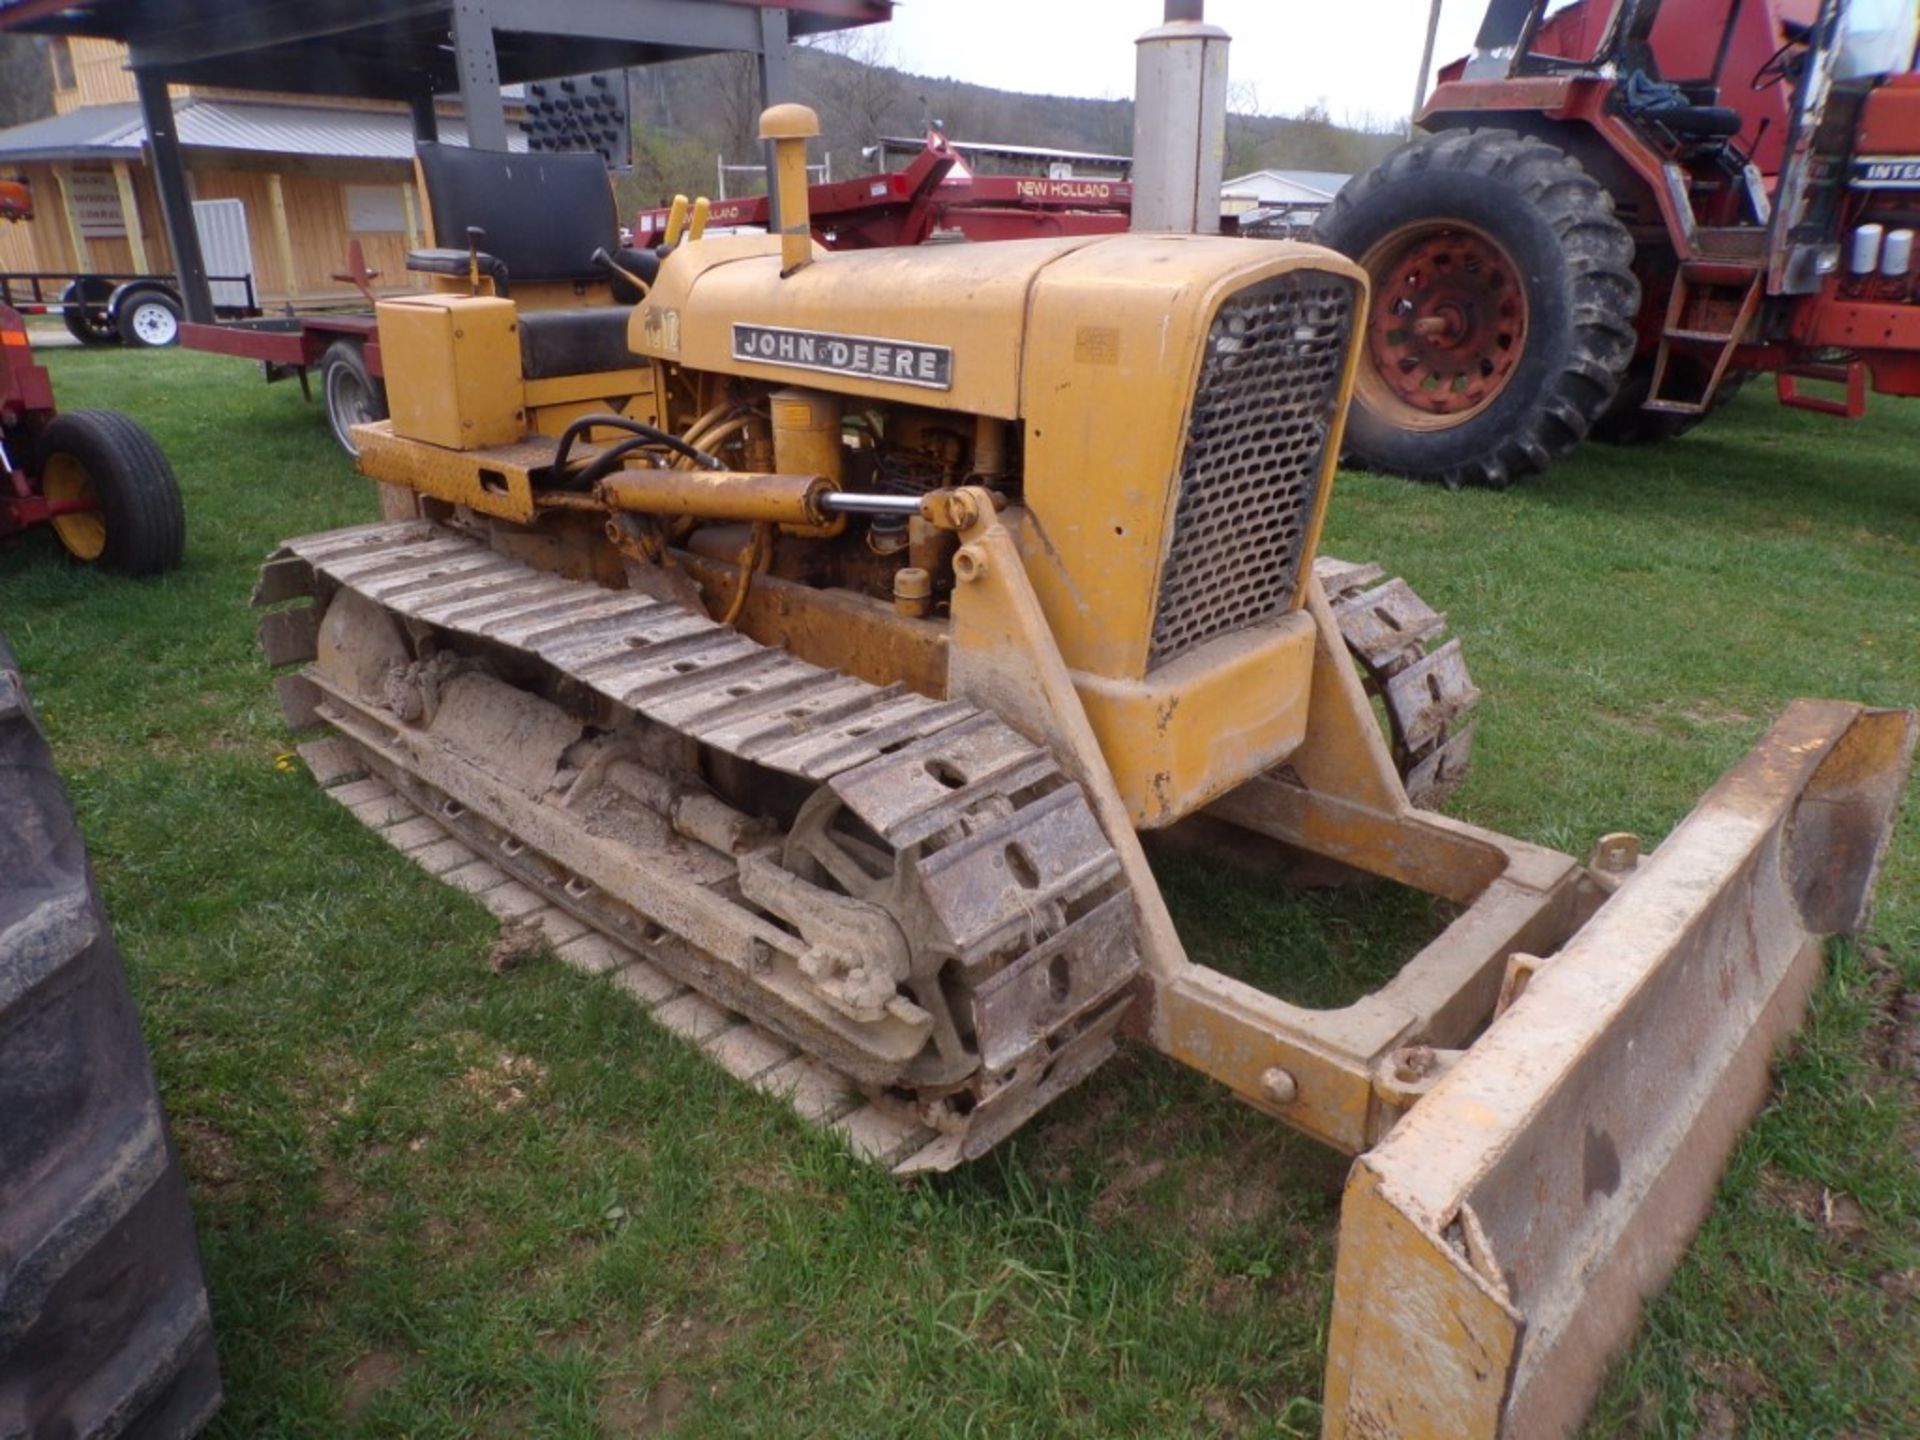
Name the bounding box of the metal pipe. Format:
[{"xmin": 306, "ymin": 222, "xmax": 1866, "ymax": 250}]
[
  {"xmin": 1131, "ymin": 0, "xmax": 1231, "ymax": 234},
  {"xmin": 679, "ymin": 414, "xmax": 756, "ymax": 467},
  {"xmin": 1411, "ymin": 0, "xmax": 1444, "ymax": 137},
  {"xmin": 760, "ymin": 104, "xmax": 820, "ymax": 275},
  {"xmin": 820, "ymin": 491, "xmax": 925, "ymax": 516}
]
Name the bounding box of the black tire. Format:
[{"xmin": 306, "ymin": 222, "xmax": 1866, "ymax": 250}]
[
  {"xmin": 1589, "ymin": 358, "xmax": 1751, "ymax": 445},
  {"xmin": 320, "ymin": 339, "xmax": 388, "ymax": 457},
  {"xmin": 1313, "ymin": 128, "xmax": 1640, "ymax": 488},
  {"xmin": 0, "ymin": 636, "xmax": 223, "ymax": 1437},
  {"xmin": 39, "ymin": 410, "xmax": 186, "ymax": 576},
  {"xmin": 60, "ymin": 277, "xmax": 120, "ymax": 347},
  {"xmin": 115, "ymin": 289, "xmax": 183, "ymax": 349}
]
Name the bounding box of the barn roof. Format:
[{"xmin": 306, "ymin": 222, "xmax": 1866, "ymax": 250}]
[
  {"xmin": 1221, "ymin": 168, "xmax": 1354, "ymax": 203},
  {"xmin": 0, "ymin": 1, "xmax": 892, "ymax": 100},
  {"xmin": 0, "ymin": 97, "xmax": 527, "ymax": 164}
]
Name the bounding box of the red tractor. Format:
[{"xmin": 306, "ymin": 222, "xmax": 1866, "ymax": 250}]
[
  {"xmin": 0, "ymin": 302, "xmax": 184, "ymax": 573},
  {"xmin": 1317, "ymin": 0, "xmax": 1920, "ymax": 486}
]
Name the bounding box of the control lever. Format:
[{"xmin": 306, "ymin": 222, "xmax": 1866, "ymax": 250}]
[
  {"xmin": 591, "ymin": 246, "xmax": 652, "ymax": 298},
  {"xmin": 663, "ymin": 195, "xmax": 690, "ymax": 248},
  {"xmin": 465, "ymin": 225, "xmax": 486, "ymax": 295}
]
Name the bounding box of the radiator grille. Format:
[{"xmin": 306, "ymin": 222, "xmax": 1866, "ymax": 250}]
[{"xmin": 1149, "ymin": 273, "xmax": 1356, "ymax": 668}]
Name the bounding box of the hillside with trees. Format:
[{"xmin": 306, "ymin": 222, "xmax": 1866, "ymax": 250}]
[{"xmin": 619, "ymin": 37, "xmax": 1401, "ymax": 211}]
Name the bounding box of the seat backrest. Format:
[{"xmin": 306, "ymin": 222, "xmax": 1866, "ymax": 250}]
[{"xmin": 415, "ymin": 143, "xmax": 616, "ymax": 285}]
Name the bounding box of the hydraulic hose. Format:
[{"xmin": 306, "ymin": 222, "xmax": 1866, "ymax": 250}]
[{"xmin": 552, "ymin": 414, "xmax": 724, "ymax": 484}]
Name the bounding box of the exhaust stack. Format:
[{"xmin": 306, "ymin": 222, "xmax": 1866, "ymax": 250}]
[
  {"xmin": 760, "ymin": 104, "xmax": 821, "ymax": 275},
  {"xmin": 1130, "ymin": 0, "xmax": 1231, "ymax": 235}
]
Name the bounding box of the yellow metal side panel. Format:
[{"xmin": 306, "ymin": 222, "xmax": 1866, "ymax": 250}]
[
  {"xmin": 353, "ymin": 422, "xmax": 538, "ymax": 524},
  {"xmin": 631, "ymin": 233, "xmax": 1102, "ymax": 419},
  {"xmin": 1017, "ymin": 236, "xmax": 1368, "ymax": 682},
  {"xmin": 523, "ymin": 369, "xmax": 660, "ymax": 439},
  {"xmin": 522, "ymin": 368, "xmax": 656, "ymax": 410},
  {"xmin": 1074, "ymin": 612, "xmax": 1316, "ymax": 829},
  {"xmin": 378, "ymin": 295, "xmax": 525, "ymax": 450}
]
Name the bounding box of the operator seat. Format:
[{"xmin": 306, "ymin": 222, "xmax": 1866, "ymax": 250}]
[
  {"xmin": 406, "ymin": 143, "xmax": 656, "ymax": 379},
  {"xmin": 1618, "ymin": 70, "xmax": 1743, "ymax": 143}
]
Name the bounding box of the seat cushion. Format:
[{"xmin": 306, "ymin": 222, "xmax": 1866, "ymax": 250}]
[{"xmin": 518, "ymin": 307, "xmax": 636, "ymax": 380}]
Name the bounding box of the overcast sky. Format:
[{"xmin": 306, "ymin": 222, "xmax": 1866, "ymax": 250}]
[{"xmin": 874, "ymin": 2, "xmax": 1485, "ymax": 131}]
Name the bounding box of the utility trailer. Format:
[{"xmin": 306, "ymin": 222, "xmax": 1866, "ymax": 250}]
[
  {"xmin": 1, "ymin": 269, "xmax": 259, "ymax": 349},
  {"xmin": 180, "ymin": 310, "xmax": 388, "ymax": 456}
]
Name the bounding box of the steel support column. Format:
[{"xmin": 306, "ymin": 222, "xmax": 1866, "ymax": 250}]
[
  {"xmin": 1410, "ymin": 0, "xmax": 1443, "ymax": 135},
  {"xmin": 451, "ymin": 0, "xmax": 508, "ymax": 150},
  {"xmin": 757, "ymin": 7, "xmax": 793, "ymax": 232},
  {"xmin": 409, "ymin": 88, "xmax": 441, "ymax": 144},
  {"xmin": 132, "ymin": 67, "xmax": 213, "ymax": 323}
]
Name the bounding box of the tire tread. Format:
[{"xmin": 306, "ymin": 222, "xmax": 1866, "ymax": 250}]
[
  {"xmin": 1316, "ymin": 127, "xmax": 1640, "ymax": 487},
  {"xmin": 40, "ymin": 409, "xmax": 186, "ymax": 575},
  {"xmin": 0, "ymin": 636, "xmax": 221, "ymax": 1437}
]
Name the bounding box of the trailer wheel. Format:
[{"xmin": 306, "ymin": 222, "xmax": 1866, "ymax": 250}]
[
  {"xmin": 320, "ymin": 340, "xmax": 387, "ymax": 457},
  {"xmin": 0, "ymin": 635, "xmax": 223, "ymax": 1436},
  {"xmin": 116, "ymin": 288, "xmax": 183, "ymax": 348},
  {"xmin": 39, "ymin": 410, "xmax": 186, "ymax": 575},
  {"xmin": 59, "ymin": 277, "xmax": 120, "ymax": 347},
  {"xmin": 1314, "ymin": 128, "xmax": 1639, "ymax": 488}
]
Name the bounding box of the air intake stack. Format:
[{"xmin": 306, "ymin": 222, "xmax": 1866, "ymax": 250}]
[{"xmin": 1130, "ymin": 0, "xmax": 1231, "ymax": 234}]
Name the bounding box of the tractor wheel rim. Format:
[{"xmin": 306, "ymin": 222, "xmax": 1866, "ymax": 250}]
[
  {"xmin": 326, "ymin": 367, "xmax": 374, "ymax": 453},
  {"xmin": 1356, "ymin": 222, "xmax": 1529, "ymax": 431},
  {"xmin": 131, "ymin": 302, "xmax": 177, "ymax": 345},
  {"xmin": 42, "ymin": 452, "xmax": 106, "ymax": 561}
]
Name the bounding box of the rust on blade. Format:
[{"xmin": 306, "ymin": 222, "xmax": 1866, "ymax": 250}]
[{"xmin": 1323, "ymin": 700, "xmax": 1918, "ymax": 1440}]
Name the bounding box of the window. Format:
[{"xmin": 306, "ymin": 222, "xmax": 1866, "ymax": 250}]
[{"xmin": 344, "ymin": 184, "xmax": 407, "ymax": 233}]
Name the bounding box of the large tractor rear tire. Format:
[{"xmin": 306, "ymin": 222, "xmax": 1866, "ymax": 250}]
[
  {"xmin": 1589, "ymin": 357, "xmax": 1750, "ymax": 445},
  {"xmin": 1314, "ymin": 128, "xmax": 1639, "ymax": 488},
  {"xmin": 0, "ymin": 636, "xmax": 222, "ymax": 1437},
  {"xmin": 39, "ymin": 410, "xmax": 186, "ymax": 576}
]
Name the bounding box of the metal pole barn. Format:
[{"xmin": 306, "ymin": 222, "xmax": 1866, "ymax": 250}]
[{"xmin": 0, "ymin": 1, "xmax": 885, "ymax": 328}]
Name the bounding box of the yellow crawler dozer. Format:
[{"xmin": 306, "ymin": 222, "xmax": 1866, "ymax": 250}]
[{"xmin": 255, "ymin": 111, "xmax": 1915, "ymax": 1438}]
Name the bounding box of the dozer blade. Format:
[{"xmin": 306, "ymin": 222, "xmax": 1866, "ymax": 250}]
[{"xmin": 1322, "ymin": 700, "xmax": 1916, "ymax": 1440}]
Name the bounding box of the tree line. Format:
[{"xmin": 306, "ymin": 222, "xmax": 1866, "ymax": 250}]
[{"xmin": 618, "ymin": 35, "xmax": 1401, "ymax": 213}]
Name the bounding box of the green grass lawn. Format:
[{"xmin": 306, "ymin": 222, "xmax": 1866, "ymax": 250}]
[{"xmin": 3, "ymin": 346, "xmax": 1916, "ymax": 1439}]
